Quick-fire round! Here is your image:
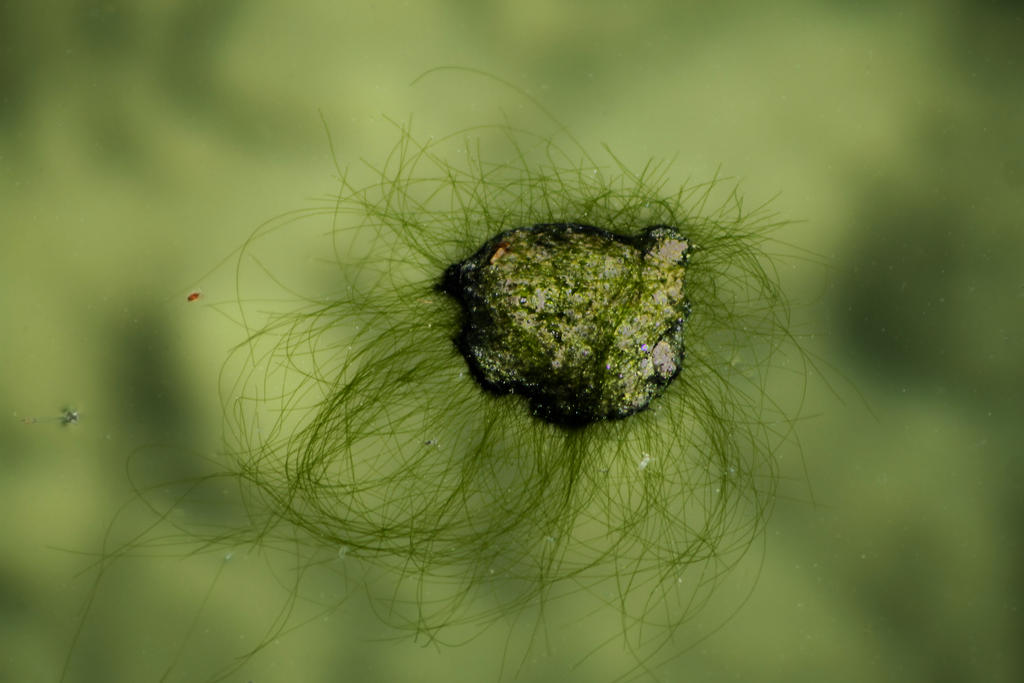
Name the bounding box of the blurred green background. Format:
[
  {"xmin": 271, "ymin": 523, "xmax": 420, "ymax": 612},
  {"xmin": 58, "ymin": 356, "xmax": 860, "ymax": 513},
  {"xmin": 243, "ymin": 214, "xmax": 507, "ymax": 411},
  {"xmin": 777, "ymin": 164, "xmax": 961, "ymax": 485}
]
[{"xmin": 2, "ymin": 0, "xmax": 1021, "ymax": 681}]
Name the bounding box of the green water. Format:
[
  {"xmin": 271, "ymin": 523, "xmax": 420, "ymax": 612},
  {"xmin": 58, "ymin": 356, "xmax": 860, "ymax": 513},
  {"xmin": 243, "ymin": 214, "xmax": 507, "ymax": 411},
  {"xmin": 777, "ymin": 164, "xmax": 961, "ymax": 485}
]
[{"xmin": 2, "ymin": 1, "xmax": 1021, "ymax": 682}]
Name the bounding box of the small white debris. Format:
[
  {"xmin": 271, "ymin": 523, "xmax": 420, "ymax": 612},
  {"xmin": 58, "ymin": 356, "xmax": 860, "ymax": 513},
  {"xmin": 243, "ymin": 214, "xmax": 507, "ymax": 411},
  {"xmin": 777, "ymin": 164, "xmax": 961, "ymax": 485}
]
[{"xmin": 652, "ymin": 341, "xmax": 677, "ymax": 377}]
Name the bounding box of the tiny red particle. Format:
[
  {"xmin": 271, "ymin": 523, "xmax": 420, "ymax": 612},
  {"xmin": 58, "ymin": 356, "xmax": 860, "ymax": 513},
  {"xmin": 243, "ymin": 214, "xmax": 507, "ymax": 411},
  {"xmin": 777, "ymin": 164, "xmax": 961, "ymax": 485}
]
[{"xmin": 187, "ymin": 291, "xmax": 201, "ymax": 302}]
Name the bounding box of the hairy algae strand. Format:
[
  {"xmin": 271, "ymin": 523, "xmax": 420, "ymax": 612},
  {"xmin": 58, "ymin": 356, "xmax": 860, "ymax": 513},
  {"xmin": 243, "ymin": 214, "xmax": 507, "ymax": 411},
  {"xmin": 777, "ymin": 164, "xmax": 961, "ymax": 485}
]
[
  {"xmin": 60, "ymin": 130, "xmax": 804, "ymax": 683},
  {"xmin": 217, "ymin": 118, "xmax": 801, "ymax": 670}
]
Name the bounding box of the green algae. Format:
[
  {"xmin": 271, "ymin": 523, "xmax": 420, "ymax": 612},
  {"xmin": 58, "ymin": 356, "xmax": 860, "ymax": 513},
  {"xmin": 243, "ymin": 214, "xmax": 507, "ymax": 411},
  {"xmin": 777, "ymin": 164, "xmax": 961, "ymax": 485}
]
[{"xmin": 442, "ymin": 223, "xmax": 692, "ymax": 425}]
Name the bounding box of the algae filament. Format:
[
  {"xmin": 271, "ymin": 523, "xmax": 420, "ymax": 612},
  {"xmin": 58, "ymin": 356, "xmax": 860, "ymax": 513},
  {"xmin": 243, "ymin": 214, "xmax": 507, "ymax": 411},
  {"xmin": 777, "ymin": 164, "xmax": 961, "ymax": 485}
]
[
  {"xmin": 212, "ymin": 115, "xmax": 802, "ymax": 677},
  {"xmin": 63, "ymin": 95, "xmax": 806, "ymax": 682}
]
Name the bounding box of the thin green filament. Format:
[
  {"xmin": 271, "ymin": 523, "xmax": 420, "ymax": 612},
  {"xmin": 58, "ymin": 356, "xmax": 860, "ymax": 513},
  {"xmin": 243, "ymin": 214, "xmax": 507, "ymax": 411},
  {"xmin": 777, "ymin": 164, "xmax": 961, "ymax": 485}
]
[{"xmin": 221, "ymin": 120, "xmax": 798, "ymax": 664}]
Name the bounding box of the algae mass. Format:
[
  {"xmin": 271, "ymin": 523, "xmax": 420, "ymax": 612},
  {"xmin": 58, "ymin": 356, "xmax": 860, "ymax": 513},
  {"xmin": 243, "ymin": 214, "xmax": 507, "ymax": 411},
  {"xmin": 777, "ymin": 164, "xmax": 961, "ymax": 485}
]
[
  {"xmin": 64, "ymin": 114, "xmax": 804, "ymax": 682},
  {"xmin": 212, "ymin": 118, "xmax": 801, "ymax": 670},
  {"xmin": 442, "ymin": 223, "xmax": 692, "ymax": 426}
]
